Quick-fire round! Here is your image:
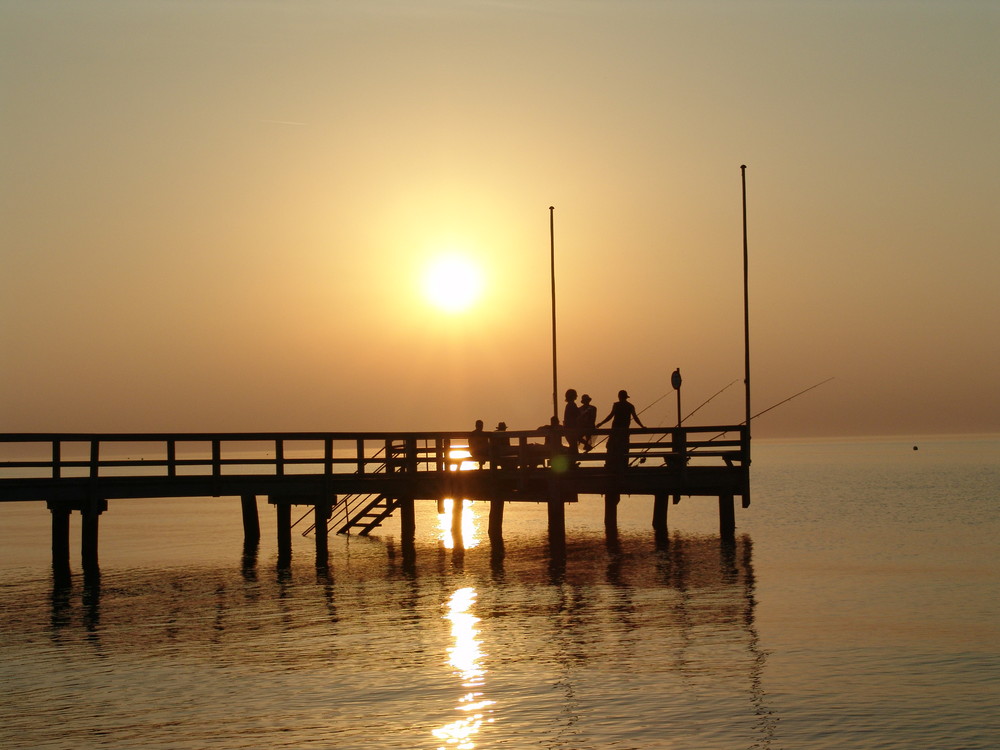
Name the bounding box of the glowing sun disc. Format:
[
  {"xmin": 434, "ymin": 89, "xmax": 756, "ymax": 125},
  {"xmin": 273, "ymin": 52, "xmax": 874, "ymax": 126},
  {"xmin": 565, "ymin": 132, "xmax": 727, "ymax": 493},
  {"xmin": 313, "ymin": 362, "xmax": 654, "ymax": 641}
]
[{"xmin": 423, "ymin": 255, "xmax": 483, "ymax": 312}]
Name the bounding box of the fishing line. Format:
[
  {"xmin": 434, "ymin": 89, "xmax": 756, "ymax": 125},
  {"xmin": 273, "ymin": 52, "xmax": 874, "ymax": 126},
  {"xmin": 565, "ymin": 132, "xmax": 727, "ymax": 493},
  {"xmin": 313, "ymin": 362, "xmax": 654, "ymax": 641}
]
[
  {"xmin": 699, "ymin": 376, "xmax": 835, "ymax": 445},
  {"xmin": 629, "ymin": 379, "xmax": 740, "ymax": 463},
  {"xmin": 745, "ymin": 377, "xmax": 835, "ymax": 423}
]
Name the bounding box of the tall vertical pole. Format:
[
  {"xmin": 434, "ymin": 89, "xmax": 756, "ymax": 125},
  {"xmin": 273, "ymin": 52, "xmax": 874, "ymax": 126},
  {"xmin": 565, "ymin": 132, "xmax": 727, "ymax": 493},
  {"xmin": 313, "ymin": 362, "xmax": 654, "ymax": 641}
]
[
  {"xmin": 549, "ymin": 206, "xmax": 558, "ymax": 421},
  {"xmin": 741, "ymin": 166, "xmax": 751, "ymax": 442}
]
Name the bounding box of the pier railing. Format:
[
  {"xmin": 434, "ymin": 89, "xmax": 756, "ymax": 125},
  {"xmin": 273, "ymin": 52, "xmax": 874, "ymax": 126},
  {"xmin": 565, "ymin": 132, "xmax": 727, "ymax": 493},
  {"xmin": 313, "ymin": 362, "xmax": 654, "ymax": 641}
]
[{"xmin": 0, "ymin": 426, "xmax": 747, "ymax": 487}]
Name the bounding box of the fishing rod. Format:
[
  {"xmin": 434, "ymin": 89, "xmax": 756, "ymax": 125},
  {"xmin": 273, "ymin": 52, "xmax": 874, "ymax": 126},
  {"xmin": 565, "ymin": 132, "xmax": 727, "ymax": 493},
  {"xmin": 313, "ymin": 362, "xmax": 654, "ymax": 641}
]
[
  {"xmin": 681, "ymin": 379, "xmax": 739, "ymax": 425},
  {"xmin": 626, "ymin": 376, "xmax": 834, "ymax": 464},
  {"xmin": 696, "ymin": 376, "xmax": 835, "ymax": 445},
  {"xmin": 743, "ymin": 376, "xmax": 834, "ymax": 424},
  {"xmin": 628, "ymin": 379, "xmax": 739, "ymax": 464},
  {"xmin": 636, "ymin": 390, "xmax": 673, "ymax": 418},
  {"xmin": 583, "ymin": 384, "xmax": 689, "ymax": 453},
  {"xmin": 576, "ymin": 379, "xmax": 735, "ymax": 456}
]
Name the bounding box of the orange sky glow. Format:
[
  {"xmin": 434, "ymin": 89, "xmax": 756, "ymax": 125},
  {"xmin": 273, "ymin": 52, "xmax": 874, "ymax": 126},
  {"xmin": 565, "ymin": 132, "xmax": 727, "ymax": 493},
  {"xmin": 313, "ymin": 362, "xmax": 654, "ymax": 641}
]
[{"xmin": 2, "ymin": 1, "xmax": 998, "ymax": 439}]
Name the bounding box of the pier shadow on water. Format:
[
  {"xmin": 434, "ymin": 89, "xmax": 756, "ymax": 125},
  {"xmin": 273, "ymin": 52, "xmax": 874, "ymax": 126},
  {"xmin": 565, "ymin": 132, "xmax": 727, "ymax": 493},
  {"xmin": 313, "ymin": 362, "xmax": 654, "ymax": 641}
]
[{"xmin": 24, "ymin": 530, "xmax": 777, "ymax": 749}]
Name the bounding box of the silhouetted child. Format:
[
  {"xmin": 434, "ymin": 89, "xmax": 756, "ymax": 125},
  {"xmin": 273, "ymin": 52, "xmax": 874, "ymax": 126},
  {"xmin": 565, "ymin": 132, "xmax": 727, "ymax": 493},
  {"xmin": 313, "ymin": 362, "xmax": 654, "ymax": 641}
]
[{"xmin": 578, "ymin": 394, "xmax": 597, "ymax": 451}]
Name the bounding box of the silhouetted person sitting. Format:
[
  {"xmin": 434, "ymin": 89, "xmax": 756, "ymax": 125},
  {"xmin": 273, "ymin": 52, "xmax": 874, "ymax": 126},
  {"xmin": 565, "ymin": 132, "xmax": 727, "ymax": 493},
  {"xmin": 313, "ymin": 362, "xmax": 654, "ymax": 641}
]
[
  {"xmin": 578, "ymin": 394, "xmax": 597, "ymax": 452},
  {"xmin": 524, "ymin": 416, "xmax": 563, "ymax": 468},
  {"xmin": 596, "ymin": 390, "xmax": 644, "ymax": 469},
  {"xmin": 469, "ymin": 419, "xmax": 490, "ymax": 469},
  {"xmin": 491, "ymin": 421, "xmax": 512, "ymax": 469}
]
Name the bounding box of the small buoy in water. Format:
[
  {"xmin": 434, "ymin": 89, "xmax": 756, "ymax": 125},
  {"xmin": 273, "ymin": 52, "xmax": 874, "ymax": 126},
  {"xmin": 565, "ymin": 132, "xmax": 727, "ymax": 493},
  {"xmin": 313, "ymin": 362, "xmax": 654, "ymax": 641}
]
[{"xmin": 913, "ymin": 445, "xmax": 919, "ymax": 451}]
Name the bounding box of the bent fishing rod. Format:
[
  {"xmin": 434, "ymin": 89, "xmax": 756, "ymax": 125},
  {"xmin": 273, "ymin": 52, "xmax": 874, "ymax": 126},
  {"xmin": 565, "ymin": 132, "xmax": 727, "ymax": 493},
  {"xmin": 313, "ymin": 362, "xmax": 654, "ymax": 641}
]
[
  {"xmin": 626, "ymin": 379, "xmax": 739, "ymax": 464},
  {"xmin": 626, "ymin": 376, "xmax": 834, "ymax": 464},
  {"xmin": 698, "ymin": 376, "xmax": 836, "ymax": 444},
  {"xmin": 742, "ymin": 376, "xmax": 835, "ymax": 424}
]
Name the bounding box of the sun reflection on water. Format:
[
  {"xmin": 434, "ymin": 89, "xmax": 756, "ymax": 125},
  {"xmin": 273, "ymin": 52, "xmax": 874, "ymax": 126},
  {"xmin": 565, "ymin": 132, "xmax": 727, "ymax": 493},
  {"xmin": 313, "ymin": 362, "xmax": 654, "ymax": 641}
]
[
  {"xmin": 433, "ymin": 587, "xmax": 494, "ymax": 749},
  {"xmin": 437, "ymin": 447, "xmax": 481, "ymax": 549},
  {"xmin": 436, "ymin": 498, "xmax": 480, "ymax": 549}
]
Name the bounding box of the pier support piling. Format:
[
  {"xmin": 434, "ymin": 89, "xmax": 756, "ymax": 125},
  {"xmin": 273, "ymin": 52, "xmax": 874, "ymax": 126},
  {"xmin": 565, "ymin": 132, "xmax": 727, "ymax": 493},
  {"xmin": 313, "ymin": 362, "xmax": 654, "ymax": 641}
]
[
  {"xmin": 81, "ymin": 499, "xmax": 107, "ymax": 573},
  {"xmin": 48, "ymin": 502, "xmax": 71, "ymax": 577},
  {"xmin": 547, "ymin": 498, "xmax": 565, "ymax": 545},
  {"xmin": 488, "ymin": 499, "xmax": 504, "ymax": 543},
  {"xmin": 604, "ymin": 492, "xmax": 620, "ymax": 531},
  {"xmin": 241, "ymin": 495, "xmax": 260, "ymax": 545},
  {"xmin": 450, "ymin": 498, "xmax": 464, "ymax": 549},
  {"xmin": 275, "ymin": 501, "xmax": 292, "ymax": 566},
  {"xmin": 314, "ymin": 500, "xmax": 332, "ymax": 565},
  {"xmin": 399, "ymin": 496, "xmax": 416, "ymax": 545},
  {"xmin": 653, "ymin": 493, "xmax": 669, "ymax": 533},
  {"xmin": 719, "ymin": 494, "xmax": 736, "ymax": 539}
]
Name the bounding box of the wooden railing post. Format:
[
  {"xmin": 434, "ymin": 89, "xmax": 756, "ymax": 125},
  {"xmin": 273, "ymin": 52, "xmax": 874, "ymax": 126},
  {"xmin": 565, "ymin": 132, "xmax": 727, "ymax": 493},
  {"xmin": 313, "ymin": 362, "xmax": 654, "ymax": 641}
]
[
  {"xmin": 385, "ymin": 438, "xmax": 396, "ymax": 473},
  {"xmin": 672, "ymin": 427, "xmax": 686, "ymax": 505},
  {"xmin": 89, "ymin": 439, "xmax": 100, "ymax": 479},
  {"xmin": 52, "ymin": 441, "xmax": 61, "ymax": 479},
  {"xmin": 405, "ymin": 437, "xmax": 418, "ymax": 473},
  {"xmin": 167, "ymin": 440, "xmax": 176, "ymax": 477}
]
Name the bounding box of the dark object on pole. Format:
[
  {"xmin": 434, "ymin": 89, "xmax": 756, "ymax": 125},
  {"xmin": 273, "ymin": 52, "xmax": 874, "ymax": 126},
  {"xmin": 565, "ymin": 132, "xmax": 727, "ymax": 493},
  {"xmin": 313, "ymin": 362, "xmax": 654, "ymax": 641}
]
[
  {"xmin": 549, "ymin": 206, "xmax": 558, "ymax": 422},
  {"xmin": 671, "ymin": 368, "xmax": 682, "ymax": 427}
]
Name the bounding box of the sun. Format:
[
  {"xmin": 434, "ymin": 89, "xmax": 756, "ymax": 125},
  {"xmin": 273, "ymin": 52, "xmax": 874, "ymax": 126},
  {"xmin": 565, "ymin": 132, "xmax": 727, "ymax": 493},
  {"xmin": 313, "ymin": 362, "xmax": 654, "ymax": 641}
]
[{"xmin": 422, "ymin": 254, "xmax": 484, "ymax": 313}]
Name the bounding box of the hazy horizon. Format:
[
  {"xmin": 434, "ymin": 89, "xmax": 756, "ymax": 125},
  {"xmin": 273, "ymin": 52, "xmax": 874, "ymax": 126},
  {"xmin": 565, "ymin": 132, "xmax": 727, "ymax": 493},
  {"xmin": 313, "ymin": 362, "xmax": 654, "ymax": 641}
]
[{"xmin": 3, "ymin": 1, "xmax": 998, "ymax": 440}]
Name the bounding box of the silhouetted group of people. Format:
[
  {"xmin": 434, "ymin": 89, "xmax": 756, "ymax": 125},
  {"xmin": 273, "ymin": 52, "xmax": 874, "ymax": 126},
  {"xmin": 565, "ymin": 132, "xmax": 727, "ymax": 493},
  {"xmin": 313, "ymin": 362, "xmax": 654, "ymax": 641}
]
[{"xmin": 470, "ymin": 388, "xmax": 644, "ymax": 470}]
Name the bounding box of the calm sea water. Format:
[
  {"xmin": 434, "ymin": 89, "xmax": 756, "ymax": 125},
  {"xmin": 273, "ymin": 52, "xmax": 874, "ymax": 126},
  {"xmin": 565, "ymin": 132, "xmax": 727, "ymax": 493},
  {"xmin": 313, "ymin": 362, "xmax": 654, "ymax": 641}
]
[{"xmin": 1, "ymin": 436, "xmax": 997, "ymax": 749}]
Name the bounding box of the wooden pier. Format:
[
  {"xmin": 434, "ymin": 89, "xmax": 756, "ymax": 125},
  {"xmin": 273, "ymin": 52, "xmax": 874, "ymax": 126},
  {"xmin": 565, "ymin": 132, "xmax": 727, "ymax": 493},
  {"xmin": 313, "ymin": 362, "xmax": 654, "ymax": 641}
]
[{"xmin": 0, "ymin": 425, "xmax": 749, "ymax": 572}]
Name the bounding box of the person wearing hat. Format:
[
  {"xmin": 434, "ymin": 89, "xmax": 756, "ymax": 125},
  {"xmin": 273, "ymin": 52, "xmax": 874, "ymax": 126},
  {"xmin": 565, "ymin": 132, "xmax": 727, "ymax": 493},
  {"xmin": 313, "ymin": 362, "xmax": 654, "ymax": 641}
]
[
  {"xmin": 578, "ymin": 394, "xmax": 597, "ymax": 452},
  {"xmin": 596, "ymin": 390, "xmax": 645, "ymax": 468},
  {"xmin": 491, "ymin": 421, "xmax": 512, "ymax": 470}
]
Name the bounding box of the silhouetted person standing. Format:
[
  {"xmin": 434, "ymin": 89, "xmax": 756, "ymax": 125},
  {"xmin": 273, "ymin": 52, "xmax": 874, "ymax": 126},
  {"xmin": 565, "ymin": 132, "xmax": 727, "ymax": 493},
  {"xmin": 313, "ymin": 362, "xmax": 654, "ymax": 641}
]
[
  {"xmin": 597, "ymin": 390, "xmax": 645, "ymax": 469},
  {"xmin": 562, "ymin": 388, "xmax": 580, "ymax": 458},
  {"xmin": 578, "ymin": 394, "xmax": 597, "ymax": 452}
]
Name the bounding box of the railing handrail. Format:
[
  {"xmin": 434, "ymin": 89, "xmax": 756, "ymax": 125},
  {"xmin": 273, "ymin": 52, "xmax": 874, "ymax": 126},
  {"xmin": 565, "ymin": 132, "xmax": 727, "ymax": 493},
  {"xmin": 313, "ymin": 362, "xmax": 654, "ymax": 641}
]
[
  {"xmin": 0, "ymin": 425, "xmax": 745, "ymax": 443},
  {"xmin": 0, "ymin": 425, "xmax": 749, "ymax": 482}
]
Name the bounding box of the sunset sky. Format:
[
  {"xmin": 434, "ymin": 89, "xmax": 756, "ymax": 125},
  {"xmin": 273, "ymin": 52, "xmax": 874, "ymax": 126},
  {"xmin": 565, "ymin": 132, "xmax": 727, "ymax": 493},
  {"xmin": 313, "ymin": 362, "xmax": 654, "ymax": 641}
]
[{"xmin": 2, "ymin": 0, "xmax": 997, "ymax": 439}]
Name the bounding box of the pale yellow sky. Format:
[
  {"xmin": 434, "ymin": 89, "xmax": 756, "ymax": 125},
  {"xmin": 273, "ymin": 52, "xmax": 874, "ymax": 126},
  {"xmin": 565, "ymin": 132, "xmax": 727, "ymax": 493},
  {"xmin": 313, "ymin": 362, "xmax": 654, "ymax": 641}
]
[{"xmin": 2, "ymin": 0, "xmax": 998, "ymax": 438}]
